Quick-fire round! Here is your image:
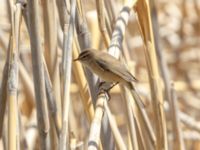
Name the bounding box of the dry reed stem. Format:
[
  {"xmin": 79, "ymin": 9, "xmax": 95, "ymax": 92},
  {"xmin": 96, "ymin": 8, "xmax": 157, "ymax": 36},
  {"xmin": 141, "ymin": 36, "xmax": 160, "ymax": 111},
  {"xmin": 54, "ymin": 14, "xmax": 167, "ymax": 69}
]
[
  {"xmin": 170, "ymin": 83, "xmax": 185, "ymax": 150},
  {"xmin": 104, "ymin": 0, "xmax": 117, "ymax": 29},
  {"xmin": 180, "ymin": 112, "xmax": 200, "ymax": 132},
  {"xmin": 49, "ymin": 118, "xmax": 58, "ymax": 150},
  {"xmin": 123, "ymin": 87, "xmax": 138, "ymax": 150},
  {"xmin": 7, "ymin": 36, "xmax": 18, "ymax": 150},
  {"xmin": 0, "ymin": 36, "xmax": 11, "ymax": 138},
  {"xmin": 88, "ymin": 94, "xmax": 105, "ymax": 150},
  {"xmin": 134, "ymin": 110, "xmax": 147, "ymax": 150},
  {"xmin": 56, "ymin": 0, "xmax": 69, "ymax": 31},
  {"xmin": 122, "ymin": 28, "xmax": 156, "ymax": 148},
  {"xmin": 96, "ymin": 0, "xmax": 110, "ymax": 47},
  {"xmin": 135, "ymin": 0, "xmax": 168, "ymax": 149},
  {"xmin": 183, "ymin": 131, "xmax": 200, "ymax": 141},
  {"xmin": 104, "ymin": 0, "xmax": 117, "ymax": 35},
  {"xmin": 59, "ymin": 0, "xmax": 76, "ymax": 149},
  {"xmin": 43, "ymin": 57, "xmax": 61, "ymax": 137},
  {"xmin": 131, "ymin": 90, "xmax": 156, "ymax": 147},
  {"xmin": 105, "ymin": 12, "xmax": 112, "ymax": 38},
  {"xmin": 26, "ymin": 0, "xmax": 50, "ymax": 149},
  {"xmin": 104, "ymin": 101, "xmax": 126, "ymax": 150},
  {"xmin": 42, "ymin": 0, "xmax": 57, "ymax": 77},
  {"xmin": 7, "ymin": 1, "xmax": 24, "ymax": 149},
  {"xmin": 75, "ymin": 2, "xmax": 91, "ymax": 49},
  {"xmin": 149, "ymin": 0, "xmax": 171, "ymax": 104},
  {"xmin": 108, "ymin": 3, "xmax": 133, "ymax": 57},
  {"xmin": 52, "ymin": 56, "xmax": 62, "ymax": 120}
]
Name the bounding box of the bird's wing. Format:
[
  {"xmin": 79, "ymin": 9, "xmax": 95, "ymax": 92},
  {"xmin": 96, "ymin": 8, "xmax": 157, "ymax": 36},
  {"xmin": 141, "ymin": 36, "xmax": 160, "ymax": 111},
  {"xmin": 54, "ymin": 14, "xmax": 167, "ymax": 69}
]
[{"xmin": 95, "ymin": 53, "xmax": 138, "ymax": 82}]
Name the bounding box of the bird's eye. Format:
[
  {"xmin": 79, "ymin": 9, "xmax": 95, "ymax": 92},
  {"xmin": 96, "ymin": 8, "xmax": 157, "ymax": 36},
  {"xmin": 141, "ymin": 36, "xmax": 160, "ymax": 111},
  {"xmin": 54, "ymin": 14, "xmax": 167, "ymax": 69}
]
[{"xmin": 80, "ymin": 55, "xmax": 87, "ymax": 60}]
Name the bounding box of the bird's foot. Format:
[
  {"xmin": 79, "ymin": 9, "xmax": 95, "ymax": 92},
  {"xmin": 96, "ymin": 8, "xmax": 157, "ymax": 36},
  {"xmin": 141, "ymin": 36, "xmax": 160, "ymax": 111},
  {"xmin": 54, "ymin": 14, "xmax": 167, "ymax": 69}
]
[
  {"xmin": 97, "ymin": 82, "xmax": 111, "ymax": 101},
  {"xmin": 97, "ymin": 82, "xmax": 119, "ymax": 101}
]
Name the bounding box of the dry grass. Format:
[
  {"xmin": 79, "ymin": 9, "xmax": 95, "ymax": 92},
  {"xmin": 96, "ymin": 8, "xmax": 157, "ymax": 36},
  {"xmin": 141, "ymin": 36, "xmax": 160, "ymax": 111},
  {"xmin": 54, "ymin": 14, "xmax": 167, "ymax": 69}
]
[{"xmin": 0, "ymin": 0, "xmax": 200, "ymax": 149}]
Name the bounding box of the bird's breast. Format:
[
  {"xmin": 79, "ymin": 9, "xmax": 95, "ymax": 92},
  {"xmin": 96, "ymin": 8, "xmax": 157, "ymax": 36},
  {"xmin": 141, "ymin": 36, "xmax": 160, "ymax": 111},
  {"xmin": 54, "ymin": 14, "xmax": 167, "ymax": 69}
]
[{"xmin": 87, "ymin": 62, "xmax": 124, "ymax": 83}]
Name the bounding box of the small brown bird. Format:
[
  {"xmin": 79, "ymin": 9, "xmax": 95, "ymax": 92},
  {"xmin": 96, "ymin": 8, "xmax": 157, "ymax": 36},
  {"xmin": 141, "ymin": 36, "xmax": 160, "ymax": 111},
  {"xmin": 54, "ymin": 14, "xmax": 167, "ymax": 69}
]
[
  {"xmin": 74, "ymin": 48, "xmax": 137, "ymax": 90},
  {"xmin": 74, "ymin": 49, "xmax": 144, "ymax": 106}
]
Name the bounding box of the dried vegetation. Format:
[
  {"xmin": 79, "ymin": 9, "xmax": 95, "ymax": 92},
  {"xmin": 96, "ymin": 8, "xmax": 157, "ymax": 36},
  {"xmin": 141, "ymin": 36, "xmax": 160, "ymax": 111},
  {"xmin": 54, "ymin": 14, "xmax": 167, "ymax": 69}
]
[{"xmin": 0, "ymin": 0, "xmax": 200, "ymax": 150}]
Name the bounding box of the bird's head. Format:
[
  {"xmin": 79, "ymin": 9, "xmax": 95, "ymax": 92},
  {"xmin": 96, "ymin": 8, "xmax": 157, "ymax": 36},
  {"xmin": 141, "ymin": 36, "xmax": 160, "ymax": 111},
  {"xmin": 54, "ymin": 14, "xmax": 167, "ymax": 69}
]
[{"xmin": 74, "ymin": 49, "xmax": 95, "ymax": 64}]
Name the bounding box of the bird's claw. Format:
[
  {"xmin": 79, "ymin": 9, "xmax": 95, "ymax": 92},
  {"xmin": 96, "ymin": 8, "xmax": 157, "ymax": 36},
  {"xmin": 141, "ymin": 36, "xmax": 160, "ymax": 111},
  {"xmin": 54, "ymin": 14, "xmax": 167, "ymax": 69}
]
[
  {"xmin": 97, "ymin": 82, "xmax": 119, "ymax": 101},
  {"xmin": 97, "ymin": 88, "xmax": 111, "ymax": 101}
]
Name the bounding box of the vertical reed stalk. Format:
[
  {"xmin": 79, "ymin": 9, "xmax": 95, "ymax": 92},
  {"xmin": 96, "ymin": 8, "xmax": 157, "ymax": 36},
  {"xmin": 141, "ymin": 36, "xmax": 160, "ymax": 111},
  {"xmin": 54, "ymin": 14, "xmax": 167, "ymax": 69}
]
[
  {"xmin": 7, "ymin": 1, "xmax": 24, "ymax": 149},
  {"xmin": 88, "ymin": 94, "xmax": 105, "ymax": 150},
  {"xmin": 0, "ymin": 37, "xmax": 11, "ymax": 138},
  {"xmin": 26, "ymin": 0, "xmax": 50, "ymax": 149},
  {"xmin": 170, "ymin": 83, "xmax": 185, "ymax": 150},
  {"xmin": 59, "ymin": 0, "xmax": 76, "ymax": 149},
  {"xmin": 43, "ymin": 57, "xmax": 61, "ymax": 137},
  {"xmin": 104, "ymin": 101, "xmax": 127, "ymax": 150},
  {"xmin": 123, "ymin": 87, "xmax": 138, "ymax": 150},
  {"xmin": 135, "ymin": 0, "xmax": 168, "ymax": 149},
  {"xmin": 96, "ymin": 0, "xmax": 110, "ymax": 47},
  {"xmin": 42, "ymin": 0, "xmax": 57, "ymax": 78},
  {"xmin": 7, "ymin": 36, "xmax": 19, "ymax": 150}
]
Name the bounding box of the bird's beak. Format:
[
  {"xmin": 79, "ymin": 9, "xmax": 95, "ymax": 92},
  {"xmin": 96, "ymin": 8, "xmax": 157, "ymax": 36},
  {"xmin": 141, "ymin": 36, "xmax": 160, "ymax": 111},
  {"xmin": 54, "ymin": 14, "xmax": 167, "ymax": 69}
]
[{"xmin": 73, "ymin": 57, "xmax": 80, "ymax": 61}]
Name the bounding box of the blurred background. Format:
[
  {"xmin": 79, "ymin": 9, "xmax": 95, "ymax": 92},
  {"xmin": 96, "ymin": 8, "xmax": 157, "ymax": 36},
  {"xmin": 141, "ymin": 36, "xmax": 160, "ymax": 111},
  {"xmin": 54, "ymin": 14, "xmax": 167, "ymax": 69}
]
[{"xmin": 0, "ymin": 0, "xmax": 200, "ymax": 149}]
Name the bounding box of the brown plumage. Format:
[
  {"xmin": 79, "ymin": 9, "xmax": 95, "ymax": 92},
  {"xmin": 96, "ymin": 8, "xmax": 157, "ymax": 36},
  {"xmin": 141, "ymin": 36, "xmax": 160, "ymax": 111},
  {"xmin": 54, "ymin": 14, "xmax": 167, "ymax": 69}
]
[
  {"xmin": 74, "ymin": 49, "xmax": 137, "ymax": 86},
  {"xmin": 74, "ymin": 49, "xmax": 144, "ymax": 106}
]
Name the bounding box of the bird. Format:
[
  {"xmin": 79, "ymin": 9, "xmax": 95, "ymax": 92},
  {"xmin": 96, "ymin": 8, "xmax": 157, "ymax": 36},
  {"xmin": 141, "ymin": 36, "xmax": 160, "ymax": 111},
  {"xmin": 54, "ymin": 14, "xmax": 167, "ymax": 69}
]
[
  {"xmin": 74, "ymin": 48, "xmax": 138, "ymax": 89},
  {"xmin": 74, "ymin": 48, "xmax": 144, "ymax": 106}
]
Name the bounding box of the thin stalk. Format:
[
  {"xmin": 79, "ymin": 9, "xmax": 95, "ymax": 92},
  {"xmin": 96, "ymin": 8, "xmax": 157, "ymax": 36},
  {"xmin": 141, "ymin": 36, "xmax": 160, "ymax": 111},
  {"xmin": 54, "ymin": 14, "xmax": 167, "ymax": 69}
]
[
  {"xmin": 0, "ymin": 36, "xmax": 11, "ymax": 138},
  {"xmin": 88, "ymin": 94, "xmax": 105, "ymax": 150},
  {"xmin": 104, "ymin": 101, "xmax": 127, "ymax": 150},
  {"xmin": 42, "ymin": 0, "xmax": 57, "ymax": 78},
  {"xmin": 170, "ymin": 83, "xmax": 185, "ymax": 150},
  {"xmin": 52, "ymin": 55, "xmax": 62, "ymax": 121},
  {"xmin": 149, "ymin": 0, "xmax": 171, "ymax": 104},
  {"xmin": 7, "ymin": 36, "xmax": 19, "ymax": 150},
  {"xmin": 7, "ymin": 1, "xmax": 24, "ymax": 149},
  {"xmin": 180, "ymin": 112, "xmax": 200, "ymax": 132},
  {"xmin": 56, "ymin": 0, "xmax": 69, "ymax": 31},
  {"xmin": 96, "ymin": 0, "xmax": 110, "ymax": 47},
  {"xmin": 43, "ymin": 57, "xmax": 61, "ymax": 137},
  {"xmin": 108, "ymin": 1, "xmax": 136, "ymax": 56},
  {"xmin": 75, "ymin": 6, "xmax": 91, "ymax": 49},
  {"xmin": 104, "ymin": 0, "xmax": 117, "ymax": 27},
  {"xmin": 26, "ymin": 0, "xmax": 50, "ymax": 149},
  {"xmin": 133, "ymin": 90, "xmax": 156, "ymax": 147},
  {"xmin": 135, "ymin": 0, "xmax": 168, "ymax": 149},
  {"xmin": 59, "ymin": 0, "xmax": 76, "ymax": 149},
  {"xmin": 122, "ymin": 87, "xmax": 138, "ymax": 150}
]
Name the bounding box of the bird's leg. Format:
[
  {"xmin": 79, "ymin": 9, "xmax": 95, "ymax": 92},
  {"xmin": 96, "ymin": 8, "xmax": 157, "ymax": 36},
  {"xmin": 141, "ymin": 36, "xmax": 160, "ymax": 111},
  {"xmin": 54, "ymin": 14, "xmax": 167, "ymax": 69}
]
[
  {"xmin": 106, "ymin": 82, "xmax": 119, "ymax": 92},
  {"xmin": 97, "ymin": 82, "xmax": 119, "ymax": 101},
  {"xmin": 97, "ymin": 81, "xmax": 107, "ymax": 96},
  {"xmin": 98, "ymin": 81, "xmax": 106, "ymax": 89}
]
